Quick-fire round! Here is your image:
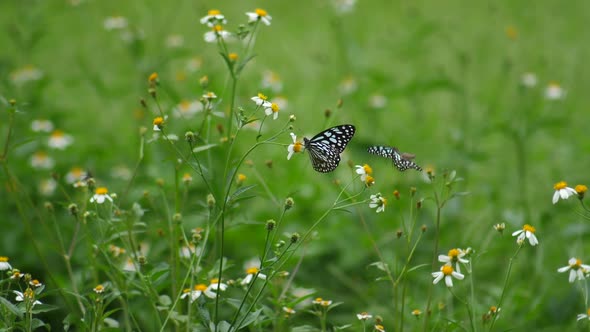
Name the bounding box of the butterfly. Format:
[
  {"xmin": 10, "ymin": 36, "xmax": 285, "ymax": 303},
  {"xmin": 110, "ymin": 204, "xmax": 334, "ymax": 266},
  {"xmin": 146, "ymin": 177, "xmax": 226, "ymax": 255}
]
[
  {"xmin": 367, "ymin": 145, "xmax": 422, "ymax": 171},
  {"xmin": 303, "ymin": 124, "xmax": 356, "ymax": 173}
]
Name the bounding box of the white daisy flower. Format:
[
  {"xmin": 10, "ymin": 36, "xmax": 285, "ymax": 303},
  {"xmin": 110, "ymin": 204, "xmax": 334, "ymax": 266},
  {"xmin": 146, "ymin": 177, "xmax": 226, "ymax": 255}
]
[
  {"xmin": 246, "ymin": 8, "xmax": 272, "ymax": 26},
  {"xmin": 557, "ymin": 257, "xmax": 590, "ymax": 283},
  {"xmin": 90, "ymin": 187, "xmax": 113, "ymax": 204},
  {"xmin": 264, "ymin": 102, "xmax": 280, "ymax": 120},
  {"xmin": 369, "ymin": 193, "xmax": 387, "ymax": 213},
  {"xmin": 200, "ymin": 9, "xmax": 226, "ymax": 27},
  {"xmin": 511, "ymin": 224, "xmax": 539, "ymax": 246},
  {"xmin": 438, "ymin": 248, "xmax": 469, "ymax": 274},
  {"xmin": 545, "ymin": 82, "xmax": 565, "ymax": 100},
  {"xmin": 552, "ymin": 181, "xmax": 577, "ymax": 204},
  {"xmin": 103, "ymin": 16, "xmax": 128, "ymax": 30},
  {"xmin": 521, "ymin": 72, "xmax": 537, "ymax": 88},
  {"xmin": 48, "ymin": 130, "xmax": 74, "ymax": 150},
  {"xmin": 287, "ymin": 133, "xmax": 304, "ymax": 160},
  {"xmin": 432, "ymin": 265, "xmax": 464, "ymax": 287}
]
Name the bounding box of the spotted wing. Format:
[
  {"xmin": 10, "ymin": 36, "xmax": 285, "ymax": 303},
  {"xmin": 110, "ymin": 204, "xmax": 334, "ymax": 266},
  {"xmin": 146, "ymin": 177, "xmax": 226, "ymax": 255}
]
[
  {"xmin": 304, "ymin": 124, "xmax": 355, "ymax": 173},
  {"xmin": 368, "ymin": 145, "xmax": 422, "ymax": 172}
]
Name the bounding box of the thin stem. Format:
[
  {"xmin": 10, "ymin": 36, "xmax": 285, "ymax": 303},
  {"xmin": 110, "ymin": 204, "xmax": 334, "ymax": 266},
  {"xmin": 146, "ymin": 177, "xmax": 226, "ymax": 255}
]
[{"xmin": 488, "ymin": 245, "xmax": 522, "ymax": 331}]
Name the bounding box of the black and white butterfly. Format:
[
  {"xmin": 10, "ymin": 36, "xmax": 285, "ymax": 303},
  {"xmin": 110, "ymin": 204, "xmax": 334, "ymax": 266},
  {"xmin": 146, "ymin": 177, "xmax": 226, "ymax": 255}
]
[
  {"xmin": 367, "ymin": 146, "xmax": 422, "ymax": 171},
  {"xmin": 303, "ymin": 124, "xmax": 356, "ymax": 173}
]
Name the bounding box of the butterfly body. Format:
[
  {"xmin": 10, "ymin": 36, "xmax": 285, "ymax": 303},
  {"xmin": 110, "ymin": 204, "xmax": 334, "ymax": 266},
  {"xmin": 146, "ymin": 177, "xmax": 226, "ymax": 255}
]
[
  {"xmin": 303, "ymin": 124, "xmax": 355, "ymax": 173},
  {"xmin": 367, "ymin": 145, "xmax": 422, "ymax": 172}
]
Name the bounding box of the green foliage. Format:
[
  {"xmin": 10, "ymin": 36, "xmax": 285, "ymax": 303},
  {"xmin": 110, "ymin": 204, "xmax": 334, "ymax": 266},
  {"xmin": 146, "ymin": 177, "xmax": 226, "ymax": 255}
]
[{"xmin": 1, "ymin": 0, "xmax": 590, "ymax": 331}]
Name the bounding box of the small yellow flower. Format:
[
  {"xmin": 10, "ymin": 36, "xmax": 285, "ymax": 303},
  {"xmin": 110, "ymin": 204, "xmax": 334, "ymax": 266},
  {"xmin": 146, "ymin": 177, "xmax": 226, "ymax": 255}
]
[
  {"xmin": 505, "ymin": 25, "xmax": 518, "ymax": 40},
  {"xmin": 237, "ymin": 174, "xmax": 246, "ymax": 184},
  {"xmin": 153, "ymin": 116, "xmax": 164, "ymax": 131},
  {"xmin": 29, "ymin": 279, "xmax": 43, "ymax": 288},
  {"xmin": 228, "ymin": 53, "xmax": 238, "ymax": 61},
  {"xmin": 411, "ymin": 309, "xmax": 422, "ymax": 317},
  {"xmin": 576, "ymin": 184, "xmax": 588, "ymax": 199},
  {"xmin": 94, "ymin": 284, "xmax": 105, "ymax": 293},
  {"xmin": 0, "ymin": 256, "xmax": 11, "ymax": 271},
  {"xmin": 148, "ymin": 72, "xmax": 158, "ymax": 82},
  {"xmin": 182, "ymin": 173, "xmax": 193, "ymax": 184}
]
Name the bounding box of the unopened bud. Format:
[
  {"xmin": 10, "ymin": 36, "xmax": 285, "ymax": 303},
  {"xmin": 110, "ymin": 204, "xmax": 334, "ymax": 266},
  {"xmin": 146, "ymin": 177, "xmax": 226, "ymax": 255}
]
[
  {"xmin": 290, "ymin": 233, "xmax": 300, "ymax": 244},
  {"xmin": 421, "ymin": 225, "xmax": 427, "ymax": 233},
  {"xmin": 205, "ymin": 194, "xmax": 216, "ymax": 209},
  {"xmin": 266, "ymin": 219, "xmax": 276, "ymax": 231},
  {"xmin": 284, "ymin": 197, "xmax": 294, "ymax": 210},
  {"xmin": 68, "ymin": 203, "xmax": 78, "ymax": 216}
]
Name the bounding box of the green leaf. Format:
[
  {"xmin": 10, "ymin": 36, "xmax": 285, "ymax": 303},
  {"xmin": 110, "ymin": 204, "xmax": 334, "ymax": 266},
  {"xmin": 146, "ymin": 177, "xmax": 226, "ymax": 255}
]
[
  {"xmin": 369, "ymin": 261, "xmax": 390, "ymax": 272},
  {"xmin": 237, "ymin": 309, "xmax": 263, "ymax": 329},
  {"xmin": 0, "ymin": 296, "xmax": 23, "ymax": 317}
]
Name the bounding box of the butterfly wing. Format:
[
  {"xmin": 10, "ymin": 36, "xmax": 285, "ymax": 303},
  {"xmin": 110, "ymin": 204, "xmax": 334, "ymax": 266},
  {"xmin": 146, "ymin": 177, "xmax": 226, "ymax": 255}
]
[
  {"xmin": 304, "ymin": 124, "xmax": 355, "ymax": 173},
  {"xmin": 309, "ymin": 125, "xmax": 355, "ymax": 154},
  {"xmin": 368, "ymin": 145, "xmax": 422, "ymax": 172}
]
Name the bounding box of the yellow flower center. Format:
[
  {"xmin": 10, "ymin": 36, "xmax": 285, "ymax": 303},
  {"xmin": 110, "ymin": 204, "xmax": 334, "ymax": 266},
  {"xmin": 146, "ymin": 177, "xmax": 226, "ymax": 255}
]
[
  {"xmin": 51, "ymin": 130, "xmax": 64, "ymax": 138},
  {"xmin": 0, "ymin": 256, "xmax": 8, "ymax": 262},
  {"xmin": 194, "ymin": 284, "xmax": 208, "ymax": 291},
  {"xmin": 523, "ymin": 224, "xmax": 536, "ymax": 233},
  {"xmin": 148, "ymin": 72, "xmax": 158, "ymax": 82},
  {"xmin": 365, "ymin": 175, "xmax": 375, "ymax": 186},
  {"xmin": 425, "ymin": 166, "xmax": 435, "ymax": 176},
  {"xmin": 208, "ymin": 9, "xmax": 221, "ymax": 16},
  {"xmin": 490, "ymin": 306, "xmax": 498, "ymax": 313},
  {"xmin": 314, "ymin": 297, "xmax": 323, "ymax": 303},
  {"xmin": 183, "ymin": 173, "xmax": 192, "ymax": 180},
  {"xmin": 255, "ymin": 8, "xmax": 268, "ymax": 17},
  {"xmin": 441, "ymin": 265, "xmax": 454, "ymax": 276},
  {"xmin": 24, "ymin": 288, "xmax": 35, "ymax": 299},
  {"xmin": 572, "ymin": 258, "xmax": 582, "ymax": 268},
  {"xmin": 229, "ymin": 53, "xmax": 238, "ymax": 61},
  {"xmin": 238, "ymin": 174, "xmax": 247, "ymax": 182},
  {"xmin": 505, "ymin": 25, "xmax": 518, "ymax": 40},
  {"xmin": 554, "ymin": 181, "xmax": 567, "ymax": 190},
  {"xmin": 375, "ymin": 324, "xmax": 384, "ymax": 332},
  {"xmin": 293, "ymin": 141, "xmax": 303, "ymax": 153},
  {"xmin": 412, "ymin": 309, "xmax": 422, "ymax": 316},
  {"xmin": 182, "ymin": 288, "xmax": 191, "ymax": 294},
  {"xmin": 320, "ymin": 300, "xmax": 331, "ymax": 307},
  {"xmin": 31, "ymin": 279, "xmax": 40, "ymax": 286},
  {"xmin": 213, "ymin": 25, "xmax": 223, "ymax": 32},
  {"xmin": 271, "ymin": 103, "xmax": 279, "ymax": 113},
  {"xmin": 153, "ymin": 116, "xmax": 164, "ymax": 126},
  {"xmin": 448, "ymin": 248, "xmax": 460, "ymax": 259},
  {"xmin": 576, "ymin": 185, "xmax": 588, "ymax": 194},
  {"xmin": 257, "ymin": 93, "xmax": 268, "ymax": 101},
  {"xmin": 362, "ymin": 164, "xmax": 373, "ymax": 175},
  {"xmin": 246, "ymin": 267, "xmax": 259, "ymax": 275},
  {"xmin": 381, "ymin": 197, "xmax": 387, "ymax": 206},
  {"xmin": 95, "ymin": 284, "xmax": 104, "ymax": 292},
  {"xmin": 587, "ymin": 308, "xmax": 590, "ymax": 316},
  {"xmin": 35, "ymin": 151, "xmax": 48, "ymax": 159},
  {"xmin": 210, "ymin": 278, "xmax": 219, "ymax": 284},
  {"xmin": 95, "ymin": 187, "xmax": 108, "ymax": 195}
]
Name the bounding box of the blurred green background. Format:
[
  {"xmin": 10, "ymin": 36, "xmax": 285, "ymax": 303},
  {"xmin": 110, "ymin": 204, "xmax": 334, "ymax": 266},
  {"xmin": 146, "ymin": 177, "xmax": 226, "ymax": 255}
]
[{"xmin": 1, "ymin": 0, "xmax": 590, "ymax": 330}]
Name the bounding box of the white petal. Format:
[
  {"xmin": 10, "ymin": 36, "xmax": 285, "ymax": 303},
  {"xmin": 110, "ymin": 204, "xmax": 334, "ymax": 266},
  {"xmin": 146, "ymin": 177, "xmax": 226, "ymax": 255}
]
[
  {"xmin": 438, "ymin": 255, "xmax": 450, "ymax": 263},
  {"xmin": 552, "ymin": 191, "xmax": 560, "ymax": 204},
  {"xmin": 557, "ymin": 266, "xmax": 571, "ymax": 273},
  {"xmin": 511, "ymin": 229, "xmax": 523, "ymax": 237},
  {"xmin": 444, "ymin": 276, "xmax": 453, "ymax": 287},
  {"xmin": 569, "ymin": 270, "xmax": 577, "ymax": 283},
  {"xmin": 452, "ymin": 271, "xmax": 465, "ymax": 280},
  {"xmin": 528, "ymin": 234, "xmax": 538, "ymax": 246}
]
